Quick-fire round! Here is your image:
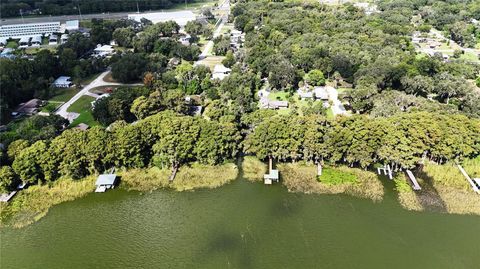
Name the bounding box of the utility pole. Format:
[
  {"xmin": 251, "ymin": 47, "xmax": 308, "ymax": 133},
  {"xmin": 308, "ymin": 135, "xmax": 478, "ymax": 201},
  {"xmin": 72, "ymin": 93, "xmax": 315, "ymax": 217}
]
[
  {"xmin": 78, "ymin": 5, "xmax": 83, "ymax": 21},
  {"xmin": 20, "ymin": 9, "xmax": 25, "ymax": 23}
]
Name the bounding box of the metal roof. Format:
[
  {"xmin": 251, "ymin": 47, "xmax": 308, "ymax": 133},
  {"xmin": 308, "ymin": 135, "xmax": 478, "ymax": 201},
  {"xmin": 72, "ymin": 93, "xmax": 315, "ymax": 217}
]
[{"xmin": 96, "ymin": 174, "xmax": 117, "ymax": 186}]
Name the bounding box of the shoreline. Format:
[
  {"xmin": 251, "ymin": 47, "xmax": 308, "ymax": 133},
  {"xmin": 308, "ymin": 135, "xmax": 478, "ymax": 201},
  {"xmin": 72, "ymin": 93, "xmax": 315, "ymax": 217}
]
[{"xmin": 2, "ymin": 159, "xmax": 479, "ymax": 228}]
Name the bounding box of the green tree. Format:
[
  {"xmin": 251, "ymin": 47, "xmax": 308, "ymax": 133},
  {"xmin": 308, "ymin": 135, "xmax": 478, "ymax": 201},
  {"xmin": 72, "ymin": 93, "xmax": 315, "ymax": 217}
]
[
  {"xmin": 112, "ymin": 27, "xmax": 136, "ymax": 47},
  {"xmin": 0, "ymin": 166, "xmax": 16, "ymax": 193},
  {"xmin": 12, "ymin": 141, "xmax": 48, "ymax": 184},
  {"xmin": 305, "ymin": 69, "xmax": 326, "ymax": 86},
  {"xmin": 152, "ymin": 116, "xmax": 200, "ymax": 180}
]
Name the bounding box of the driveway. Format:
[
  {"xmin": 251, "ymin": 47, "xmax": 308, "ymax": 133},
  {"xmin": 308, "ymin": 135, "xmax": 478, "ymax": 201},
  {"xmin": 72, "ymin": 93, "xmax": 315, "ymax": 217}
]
[
  {"xmin": 55, "ymin": 70, "xmax": 138, "ymax": 121},
  {"xmin": 326, "ymin": 87, "xmax": 347, "ymax": 116}
]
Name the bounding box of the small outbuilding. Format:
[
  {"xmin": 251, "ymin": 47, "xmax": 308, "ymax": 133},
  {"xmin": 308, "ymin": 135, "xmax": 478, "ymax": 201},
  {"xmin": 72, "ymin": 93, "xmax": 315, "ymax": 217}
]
[
  {"xmin": 95, "ymin": 174, "xmax": 117, "ymax": 193},
  {"xmin": 52, "ymin": 76, "xmax": 73, "ymax": 88},
  {"xmin": 264, "ymin": 170, "xmax": 279, "ymax": 185}
]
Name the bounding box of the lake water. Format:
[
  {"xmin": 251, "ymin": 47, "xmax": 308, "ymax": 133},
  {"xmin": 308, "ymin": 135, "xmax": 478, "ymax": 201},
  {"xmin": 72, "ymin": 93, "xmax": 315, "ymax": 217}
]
[{"xmin": 1, "ymin": 178, "xmax": 479, "ymax": 269}]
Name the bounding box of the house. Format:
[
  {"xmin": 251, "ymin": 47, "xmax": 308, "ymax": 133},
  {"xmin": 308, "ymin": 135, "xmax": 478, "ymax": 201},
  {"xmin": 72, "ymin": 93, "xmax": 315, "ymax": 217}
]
[
  {"xmin": 0, "ymin": 37, "xmax": 8, "ymax": 46},
  {"xmin": 264, "ymin": 170, "xmax": 279, "ymax": 185},
  {"xmin": 179, "ymin": 34, "xmax": 191, "ymax": 45},
  {"xmin": 48, "ymin": 34, "xmax": 58, "ymax": 45},
  {"xmin": 168, "ymin": 57, "xmax": 181, "ymax": 69},
  {"xmin": 297, "ymin": 86, "xmax": 330, "ymax": 101},
  {"xmin": 52, "ymin": 76, "xmax": 73, "ymax": 88},
  {"xmin": 19, "ymin": 36, "xmax": 30, "ymax": 47},
  {"xmin": 212, "ymin": 64, "xmax": 231, "ymax": 80},
  {"xmin": 93, "ymin": 44, "xmax": 114, "ymax": 57},
  {"xmin": 313, "ymin": 86, "xmax": 330, "ymax": 100},
  {"xmin": 297, "ymin": 88, "xmax": 313, "ymax": 100},
  {"xmin": 95, "ymin": 174, "xmax": 117, "ymax": 193},
  {"xmin": 31, "ymin": 35, "xmax": 42, "ymax": 46},
  {"xmin": 61, "ymin": 34, "xmax": 68, "ymax": 43},
  {"xmin": 260, "ymin": 99, "xmax": 289, "ymax": 110},
  {"xmin": 12, "ymin": 99, "xmax": 41, "ymax": 116},
  {"xmin": 0, "ymin": 48, "xmax": 15, "ymax": 59}
]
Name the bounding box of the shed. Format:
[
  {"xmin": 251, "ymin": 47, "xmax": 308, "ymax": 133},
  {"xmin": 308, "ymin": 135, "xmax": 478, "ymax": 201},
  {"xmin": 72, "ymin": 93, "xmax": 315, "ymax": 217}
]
[
  {"xmin": 95, "ymin": 174, "xmax": 117, "ymax": 192},
  {"xmin": 264, "ymin": 170, "xmax": 279, "ymax": 185},
  {"xmin": 52, "ymin": 76, "xmax": 73, "ymax": 88}
]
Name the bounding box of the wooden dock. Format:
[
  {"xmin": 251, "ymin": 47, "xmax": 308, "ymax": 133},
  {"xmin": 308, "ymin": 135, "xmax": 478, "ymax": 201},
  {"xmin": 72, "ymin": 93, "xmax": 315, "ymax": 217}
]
[
  {"xmin": 0, "ymin": 191, "xmax": 17, "ymax": 202},
  {"xmin": 457, "ymin": 164, "xmax": 480, "ymax": 194},
  {"xmin": 406, "ymin": 170, "xmax": 422, "ymax": 191}
]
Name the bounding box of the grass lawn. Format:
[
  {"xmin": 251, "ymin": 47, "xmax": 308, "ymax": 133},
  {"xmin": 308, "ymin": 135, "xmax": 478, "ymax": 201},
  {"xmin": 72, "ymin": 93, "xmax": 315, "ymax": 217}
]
[
  {"xmin": 103, "ymin": 72, "xmax": 118, "ymax": 83},
  {"xmin": 79, "ymin": 72, "xmax": 101, "ymax": 85},
  {"xmin": 67, "ymin": 96, "xmax": 95, "ymax": 113},
  {"xmin": 48, "ymin": 88, "xmax": 80, "ymax": 103},
  {"xmin": 460, "ymin": 52, "xmax": 480, "ymax": 63},
  {"xmin": 40, "ymin": 101, "xmax": 63, "ymax": 113},
  {"xmin": 268, "ymin": 91, "xmax": 290, "ymax": 101},
  {"xmin": 69, "ymin": 111, "xmax": 100, "ymax": 127},
  {"xmin": 326, "ymin": 107, "xmax": 334, "ymax": 119},
  {"xmin": 6, "ymin": 40, "xmax": 18, "ymax": 49},
  {"xmin": 24, "ymin": 47, "xmax": 57, "ymax": 55},
  {"xmin": 195, "ymin": 56, "xmax": 224, "ymax": 69}
]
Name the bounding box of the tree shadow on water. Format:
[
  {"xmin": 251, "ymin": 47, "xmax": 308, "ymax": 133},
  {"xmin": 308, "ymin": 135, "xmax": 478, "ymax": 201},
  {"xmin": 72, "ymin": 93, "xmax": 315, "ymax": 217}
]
[
  {"xmin": 413, "ymin": 167, "xmax": 448, "ymax": 213},
  {"xmin": 202, "ymin": 229, "xmax": 254, "ymax": 269}
]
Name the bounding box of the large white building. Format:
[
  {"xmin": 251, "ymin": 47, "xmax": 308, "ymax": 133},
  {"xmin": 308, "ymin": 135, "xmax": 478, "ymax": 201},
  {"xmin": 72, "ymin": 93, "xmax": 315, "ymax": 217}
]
[
  {"xmin": 128, "ymin": 11, "xmax": 196, "ymax": 26},
  {"xmin": 0, "ymin": 22, "xmax": 61, "ymax": 39}
]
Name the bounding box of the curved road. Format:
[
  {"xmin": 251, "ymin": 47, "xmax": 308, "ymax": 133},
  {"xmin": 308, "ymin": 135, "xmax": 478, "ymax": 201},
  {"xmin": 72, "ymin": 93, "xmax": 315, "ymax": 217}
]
[{"xmin": 55, "ymin": 70, "xmax": 138, "ymax": 122}]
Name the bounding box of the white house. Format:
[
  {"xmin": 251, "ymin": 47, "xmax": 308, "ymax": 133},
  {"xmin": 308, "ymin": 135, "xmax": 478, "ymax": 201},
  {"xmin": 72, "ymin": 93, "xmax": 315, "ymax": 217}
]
[
  {"xmin": 93, "ymin": 44, "xmax": 114, "ymax": 57},
  {"xmin": 52, "ymin": 76, "xmax": 73, "ymax": 88},
  {"xmin": 212, "ymin": 64, "xmax": 231, "ymax": 80},
  {"xmin": 48, "ymin": 34, "xmax": 58, "ymax": 45},
  {"xmin": 61, "ymin": 34, "xmax": 68, "ymax": 43},
  {"xmin": 19, "ymin": 36, "xmax": 30, "ymax": 48},
  {"xmin": 31, "ymin": 35, "xmax": 42, "ymax": 46}
]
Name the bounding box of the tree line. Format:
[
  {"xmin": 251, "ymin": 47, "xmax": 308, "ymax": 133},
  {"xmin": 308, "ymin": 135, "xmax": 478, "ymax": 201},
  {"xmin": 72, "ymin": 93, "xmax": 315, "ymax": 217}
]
[
  {"xmin": 1, "ymin": 0, "xmax": 209, "ymax": 18},
  {"xmin": 243, "ymin": 111, "xmax": 480, "ymax": 175},
  {"xmin": 233, "ymin": 0, "xmax": 480, "ymax": 118},
  {"xmin": 1, "ymin": 110, "xmax": 479, "ymax": 192}
]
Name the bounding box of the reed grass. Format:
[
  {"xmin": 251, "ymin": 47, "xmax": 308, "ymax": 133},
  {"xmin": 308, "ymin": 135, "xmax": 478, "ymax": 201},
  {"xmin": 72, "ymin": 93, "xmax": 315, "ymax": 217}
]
[
  {"xmin": 121, "ymin": 163, "xmax": 238, "ymax": 192},
  {"xmin": 280, "ymin": 163, "xmax": 384, "ymax": 202},
  {"xmin": 0, "ymin": 176, "xmax": 96, "ymax": 228},
  {"xmin": 242, "ymin": 156, "xmax": 267, "ymax": 182},
  {"xmin": 395, "ymin": 161, "xmax": 480, "ymax": 215}
]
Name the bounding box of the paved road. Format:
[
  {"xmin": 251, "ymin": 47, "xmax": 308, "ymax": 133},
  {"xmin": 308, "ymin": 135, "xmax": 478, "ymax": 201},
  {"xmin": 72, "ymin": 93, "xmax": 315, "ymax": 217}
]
[
  {"xmin": 55, "ymin": 70, "xmax": 130, "ymax": 122},
  {"xmin": 1, "ymin": 12, "xmax": 131, "ymax": 25},
  {"xmin": 197, "ymin": 0, "xmax": 229, "ymax": 60}
]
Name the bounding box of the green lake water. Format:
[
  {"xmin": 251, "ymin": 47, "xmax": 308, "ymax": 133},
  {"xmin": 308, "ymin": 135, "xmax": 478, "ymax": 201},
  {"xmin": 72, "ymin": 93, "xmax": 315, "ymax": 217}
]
[{"xmin": 1, "ymin": 178, "xmax": 479, "ymax": 269}]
